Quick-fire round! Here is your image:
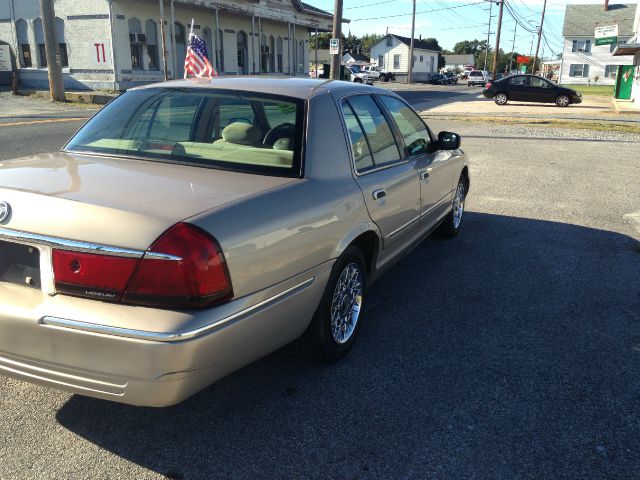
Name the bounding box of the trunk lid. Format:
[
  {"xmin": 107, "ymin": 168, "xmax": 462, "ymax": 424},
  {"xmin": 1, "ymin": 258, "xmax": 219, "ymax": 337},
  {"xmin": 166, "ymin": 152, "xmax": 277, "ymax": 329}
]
[{"xmin": 0, "ymin": 152, "xmax": 296, "ymax": 250}]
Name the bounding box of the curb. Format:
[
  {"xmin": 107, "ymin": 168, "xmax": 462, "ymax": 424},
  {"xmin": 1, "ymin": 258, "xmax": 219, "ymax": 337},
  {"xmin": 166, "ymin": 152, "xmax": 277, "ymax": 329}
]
[{"xmin": 18, "ymin": 90, "xmax": 116, "ymax": 105}]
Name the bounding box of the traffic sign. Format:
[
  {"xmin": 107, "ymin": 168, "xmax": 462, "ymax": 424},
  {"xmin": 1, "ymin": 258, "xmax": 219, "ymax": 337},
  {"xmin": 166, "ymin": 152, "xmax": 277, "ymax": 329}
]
[{"xmin": 329, "ymin": 38, "xmax": 339, "ymax": 55}]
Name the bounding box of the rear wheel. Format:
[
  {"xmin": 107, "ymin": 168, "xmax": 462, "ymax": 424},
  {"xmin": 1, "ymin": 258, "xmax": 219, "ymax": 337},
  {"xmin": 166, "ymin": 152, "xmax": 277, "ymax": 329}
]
[
  {"xmin": 555, "ymin": 95, "xmax": 570, "ymax": 107},
  {"xmin": 494, "ymin": 92, "xmax": 508, "ymax": 105},
  {"xmin": 380, "ymin": 74, "xmax": 387, "ymax": 82},
  {"xmin": 354, "ymin": 78, "xmax": 363, "ymax": 84},
  {"xmin": 436, "ymin": 175, "xmax": 466, "ymax": 238},
  {"xmin": 297, "ymin": 246, "xmax": 367, "ymax": 363}
]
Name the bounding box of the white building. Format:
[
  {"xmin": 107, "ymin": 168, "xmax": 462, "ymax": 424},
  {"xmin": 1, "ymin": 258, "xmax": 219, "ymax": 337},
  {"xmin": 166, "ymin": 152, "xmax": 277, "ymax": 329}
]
[
  {"xmin": 612, "ymin": 0, "xmax": 640, "ymax": 102},
  {"xmin": 369, "ymin": 34, "xmax": 439, "ymax": 82},
  {"xmin": 560, "ymin": 2, "xmax": 635, "ymax": 85},
  {"xmin": 0, "ymin": 0, "xmax": 336, "ymax": 90}
]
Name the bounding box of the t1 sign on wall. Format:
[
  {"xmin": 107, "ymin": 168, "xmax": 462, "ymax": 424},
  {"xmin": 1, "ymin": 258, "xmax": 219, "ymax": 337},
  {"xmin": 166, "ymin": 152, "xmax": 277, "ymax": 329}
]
[{"xmin": 90, "ymin": 42, "xmax": 112, "ymax": 66}]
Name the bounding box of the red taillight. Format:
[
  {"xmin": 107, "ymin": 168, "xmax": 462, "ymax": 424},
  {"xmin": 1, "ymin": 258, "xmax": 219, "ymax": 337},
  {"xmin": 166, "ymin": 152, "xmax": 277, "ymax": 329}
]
[
  {"xmin": 123, "ymin": 223, "xmax": 232, "ymax": 308},
  {"xmin": 52, "ymin": 223, "xmax": 232, "ymax": 309},
  {"xmin": 485, "ymin": 82, "xmax": 492, "ymax": 89},
  {"xmin": 53, "ymin": 250, "xmax": 138, "ymax": 302}
]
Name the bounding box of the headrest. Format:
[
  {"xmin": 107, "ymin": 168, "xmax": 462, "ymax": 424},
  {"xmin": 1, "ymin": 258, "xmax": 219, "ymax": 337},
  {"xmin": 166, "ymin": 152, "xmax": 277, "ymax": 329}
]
[
  {"xmin": 221, "ymin": 122, "xmax": 261, "ymax": 145},
  {"xmin": 272, "ymin": 138, "xmax": 292, "ymax": 151}
]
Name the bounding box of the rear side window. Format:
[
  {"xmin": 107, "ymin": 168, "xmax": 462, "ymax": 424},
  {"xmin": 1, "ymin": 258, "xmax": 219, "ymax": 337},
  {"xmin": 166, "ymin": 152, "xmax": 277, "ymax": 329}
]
[
  {"xmin": 509, "ymin": 76, "xmax": 528, "ymax": 86},
  {"xmin": 343, "ymin": 95, "xmax": 401, "ymax": 173},
  {"xmin": 64, "ymin": 88, "xmax": 304, "ymax": 177}
]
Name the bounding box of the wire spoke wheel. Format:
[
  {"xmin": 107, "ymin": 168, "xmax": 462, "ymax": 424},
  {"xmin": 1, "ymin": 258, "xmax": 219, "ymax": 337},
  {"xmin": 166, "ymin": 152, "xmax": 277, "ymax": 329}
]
[
  {"xmin": 330, "ymin": 263, "xmax": 363, "ymax": 344},
  {"xmin": 452, "ymin": 182, "xmax": 465, "ymax": 229}
]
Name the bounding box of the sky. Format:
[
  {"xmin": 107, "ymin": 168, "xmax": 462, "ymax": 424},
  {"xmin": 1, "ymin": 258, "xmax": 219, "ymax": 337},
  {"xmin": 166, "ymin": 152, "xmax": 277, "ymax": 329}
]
[{"xmin": 308, "ymin": 0, "xmax": 629, "ymax": 59}]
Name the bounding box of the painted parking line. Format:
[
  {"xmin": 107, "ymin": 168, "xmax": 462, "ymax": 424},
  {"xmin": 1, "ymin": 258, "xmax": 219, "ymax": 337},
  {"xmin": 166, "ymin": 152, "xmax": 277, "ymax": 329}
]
[{"xmin": 0, "ymin": 117, "xmax": 88, "ymax": 127}]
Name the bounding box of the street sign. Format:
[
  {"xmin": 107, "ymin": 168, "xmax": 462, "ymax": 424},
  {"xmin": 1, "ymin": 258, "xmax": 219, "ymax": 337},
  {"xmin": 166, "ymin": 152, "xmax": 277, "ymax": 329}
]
[
  {"xmin": 329, "ymin": 38, "xmax": 339, "ymax": 55},
  {"xmin": 516, "ymin": 56, "xmax": 530, "ymax": 64},
  {"xmin": 595, "ymin": 24, "xmax": 618, "ymax": 45},
  {"xmin": 0, "ymin": 45, "xmax": 11, "ymax": 72},
  {"xmin": 520, "ymin": 65, "xmax": 527, "ymax": 73}
]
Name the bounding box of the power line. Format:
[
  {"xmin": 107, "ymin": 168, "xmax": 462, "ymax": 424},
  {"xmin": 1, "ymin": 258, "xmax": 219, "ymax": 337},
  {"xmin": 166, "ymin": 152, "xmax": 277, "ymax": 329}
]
[{"xmin": 350, "ymin": 2, "xmax": 484, "ymax": 22}]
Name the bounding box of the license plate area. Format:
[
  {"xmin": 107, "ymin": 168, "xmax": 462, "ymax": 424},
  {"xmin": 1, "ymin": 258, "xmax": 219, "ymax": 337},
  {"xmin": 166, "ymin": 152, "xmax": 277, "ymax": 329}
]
[{"xmin": 0, "ymin": 240, "xmax": 41, "ymax": 289}]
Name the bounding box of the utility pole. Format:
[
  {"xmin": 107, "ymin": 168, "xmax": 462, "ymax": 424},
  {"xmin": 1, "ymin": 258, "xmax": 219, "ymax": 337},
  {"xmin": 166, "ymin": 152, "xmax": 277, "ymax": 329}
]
[
  {"xmin": 329, "ymin": 0, "xmax": 344, "ymax": 80},
  {"xmin": 39, "ymin": 0, "xmax": 65, "ymax": 101},
  {"xmin": 483, "ymin": 0, "xmax": 493, "ymax": 72},
  {"xmin": 531, "ymin": 0, "xmax": 547, "ymax": 75},
  {"xmin": 159, "ymin": 0, "xmax": 168, "ymax": 81},
  {"xmin": 508, "ymin": 24, "xmax": 517, "ymax": 73},
  {"xmin": 491, "ymin": 0, "xmax": 504, "ymax": 80},
  {"xmin": 407, "ymin": 0, "xmax": 416, "ymax": 83}
]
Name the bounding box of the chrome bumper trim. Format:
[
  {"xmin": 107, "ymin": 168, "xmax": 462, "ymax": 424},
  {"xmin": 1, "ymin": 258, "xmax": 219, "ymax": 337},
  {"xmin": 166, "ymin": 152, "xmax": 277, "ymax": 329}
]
[
  {"xmin": 40, "ymin": 277, "xmax": 316, "ymax": 342},
  {"xmin": 0, "ymin": 227, "xmax": 144, "ymax": 258}
]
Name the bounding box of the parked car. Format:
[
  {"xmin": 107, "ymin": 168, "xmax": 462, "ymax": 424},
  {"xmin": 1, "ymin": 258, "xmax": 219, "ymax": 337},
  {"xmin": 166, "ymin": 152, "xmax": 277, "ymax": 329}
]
[
  {"xmin": 467, "ymin": 70, "xmax": 489, "ymax": 87},
  {"xmin": 347, "ymin": 65, "xmax": 373, "ymax": 84},
  {"xmin": 444, "ymin": 71, "xmax": 459, "ymax": 84},
  {"xmin": 482, "ymin": 74, "xmax": 583, "ymax": 106},
  {"xmin": 0, "ymin": 78, "xmax": 469, "ymax": 406},
  {"xmin": 318, "ymin": 64, "xmax": 371, "ymax": 84},
  {"xmin": 361, "ymin": 65, "xmax": 381, "ymax": 80},
  {"xmin": 362, "ymin": 65, "xmax": 396, "ymax": 82},
  {"xmin": 429, "ymin": 73, "xmax": 449, "ymax": 85}
]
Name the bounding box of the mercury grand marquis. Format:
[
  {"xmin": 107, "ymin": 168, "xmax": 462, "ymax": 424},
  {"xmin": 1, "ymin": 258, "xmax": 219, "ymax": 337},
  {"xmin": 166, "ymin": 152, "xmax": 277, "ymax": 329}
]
[{"xmin": 0, "ymin": 77, "xmax": 469, "ymax": 406}]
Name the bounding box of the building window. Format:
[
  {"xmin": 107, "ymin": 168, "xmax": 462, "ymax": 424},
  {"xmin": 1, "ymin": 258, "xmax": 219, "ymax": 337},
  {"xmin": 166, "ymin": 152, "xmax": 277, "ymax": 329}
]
[
  {"xmin": 277, "ymin": 37, "xmax": 283, "ymax": 72},
  {"xmin": 128, "ymin": 18, "xmax": 143, "ymax": 70},
  {"xmin": 378, "ymin": 55, "xmax": 384, "ymax": 69},
  {"xmin": 55, "ymin": 17, "xmax": 68, "ymax": 67},
  {"xmin": 15, "ymin": 19, "xmax": 31, "ymax": 67},
  {"xmin": 386, "ymin": 37, "xmax": 392, "ymax": 47},
  {"xmin": 419, "ymin": 55, "xmax": 423, "ymax": 62},
  {"xmin": 571, "ymin": 39, "xmax": 591, "ymax": 53},
  {"xmin": 237, "ymin": 31, "xmax": 248, "ymax": 74},
  {"xmin": 569, "ymin": 63, "xmax": 589, "ymax": 77},
  {"xmin": 146, "ymin": 20, "xmax": 158, "ymax": 70},
  {"xmin": 218, "ymin": 29, "xmax": 224, "ymax": 72},
  {"xmin": 393, "ymin": 54, "xmax": 400, "ymax": 69},
  {"xmin": 269, "ymin": 36, "xmax": 275, "ymax": 73},
  {"xmin": 604, "ymin": 64, "xmax": 617, "ymax": 79},
  {"xmin": 33, "ymin": 18, "xmax": 46, "ymax": 67},
  {"xmin": 261, "ymin": 34, "xmax": 268, "ymax": 73},
  {"xmin": 412, "ymin": 55, "xmax": 416, "ymax": 68}
]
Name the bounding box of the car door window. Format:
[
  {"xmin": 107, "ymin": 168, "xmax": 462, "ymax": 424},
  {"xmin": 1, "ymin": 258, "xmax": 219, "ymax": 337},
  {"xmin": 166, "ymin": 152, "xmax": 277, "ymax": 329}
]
[
  {"xmin": 530, "ymin": 77, "xmax": 552, "ymax": 88},
  {"xmin": 345, "ymin": 95, "xmax": 401, "ymax": 169},
  {"xmin": 509, "ymin": 76, "xmax": 529, "ymax": 86},
  {"xmin": 379, "ymin": 95, "xmax": 431, "ymax": 155},
  {"xmin": 342, "ymin": 102, "xmax": 375, "ymax": 172}
]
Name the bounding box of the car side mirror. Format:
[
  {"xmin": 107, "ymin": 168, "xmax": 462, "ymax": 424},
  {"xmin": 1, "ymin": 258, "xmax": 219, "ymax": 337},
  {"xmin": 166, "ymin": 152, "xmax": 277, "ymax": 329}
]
[{"xmin": 437, "ymin": 131, "xmax": 461, "ymax": 150}]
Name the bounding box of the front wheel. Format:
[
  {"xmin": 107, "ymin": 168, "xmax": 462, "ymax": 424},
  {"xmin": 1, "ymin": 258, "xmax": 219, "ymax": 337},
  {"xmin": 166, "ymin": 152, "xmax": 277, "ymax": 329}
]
[
  {"xmin": 494, "ymin": 92, "xmax": 508, "ymax": 105},
  {"xmin": 297, "ymin": 246, "xmax": 367, "ymax": 363},
  {"xmin": 354, "ymin": 78, "xmax": 363, "ymax": 84},
  {"xmin": 436, "ymin": 176, "xmax": 466, "ymax": 238},
  {"xmin": 380, "ymin": 74, "xmax": 387, "ymax": 82},
  {"xmin": 555, "ymin": 95, "xmax": 570, "ymax": 107}
]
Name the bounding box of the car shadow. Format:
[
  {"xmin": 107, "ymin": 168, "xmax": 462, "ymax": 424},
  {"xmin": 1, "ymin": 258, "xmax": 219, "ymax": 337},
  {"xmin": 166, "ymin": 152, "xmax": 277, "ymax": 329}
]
[
  {"xmin": 497, "ymin": 102, "xmax": 608, "ymax": 111},
  {"xmin": 55, "ymin": 212, "xmax": 640, "ymax": 479}
]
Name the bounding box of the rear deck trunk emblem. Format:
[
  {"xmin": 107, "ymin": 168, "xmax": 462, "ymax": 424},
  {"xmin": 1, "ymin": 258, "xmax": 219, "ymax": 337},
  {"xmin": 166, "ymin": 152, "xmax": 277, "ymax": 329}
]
[{"xmin": 0, "ymin": 202, "xmax": 11, "ymax": 224}]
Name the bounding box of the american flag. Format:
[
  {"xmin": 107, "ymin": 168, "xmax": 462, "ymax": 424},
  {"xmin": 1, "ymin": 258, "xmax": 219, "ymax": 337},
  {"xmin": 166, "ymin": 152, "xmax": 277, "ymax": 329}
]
[{"xmin": 184, "ymin": 33, "xmax": 215, "ymax": 78}]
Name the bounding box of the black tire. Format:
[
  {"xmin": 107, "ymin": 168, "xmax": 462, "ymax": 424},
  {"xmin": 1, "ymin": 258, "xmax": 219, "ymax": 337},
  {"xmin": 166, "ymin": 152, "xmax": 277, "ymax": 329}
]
[
  {"xmin": 555, "ymin": 95, "xmax": 570, "ymax": 107},
  {"xmin": 297, "ymin": 246, "xmax": 367, "ymax": 363},
  {"xmin": 436, "ymin": 175, "xmax": 467, "ymax": 238},
  {"xmin": 380, "ymin": 74, "xmax": 387, "ymax": 82},
  {"xmin": 354, "ymin": 78, "xmax": 363, "ymax": 84}
]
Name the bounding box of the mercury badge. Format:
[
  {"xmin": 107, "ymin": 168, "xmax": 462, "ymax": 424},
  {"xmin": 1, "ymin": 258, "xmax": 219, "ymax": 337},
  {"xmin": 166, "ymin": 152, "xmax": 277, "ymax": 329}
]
[{"xmin": 0, "ymin": 201, "xmax": 11, "ymax": 224}]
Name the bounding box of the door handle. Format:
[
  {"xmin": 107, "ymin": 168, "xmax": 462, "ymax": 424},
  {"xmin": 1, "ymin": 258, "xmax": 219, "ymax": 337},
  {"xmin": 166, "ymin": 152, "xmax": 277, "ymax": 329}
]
[
  {"xmin": 420, "ymin": 171, "xmax": 430, "ymax": 181},
  {"xmin": 372, "ymin": 189, "xmax": 387, "ymax": 200}
]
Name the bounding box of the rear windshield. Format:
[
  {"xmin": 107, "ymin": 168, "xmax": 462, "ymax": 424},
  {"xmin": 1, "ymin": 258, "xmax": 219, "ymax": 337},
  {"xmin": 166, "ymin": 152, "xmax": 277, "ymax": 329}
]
[
  {"xmin": 469, "ymin": 72, "xmax": 482, "ymax": 76},
  {"xmin": 64, "ymin": 87, "xmax": 304, "ymax": 177}
]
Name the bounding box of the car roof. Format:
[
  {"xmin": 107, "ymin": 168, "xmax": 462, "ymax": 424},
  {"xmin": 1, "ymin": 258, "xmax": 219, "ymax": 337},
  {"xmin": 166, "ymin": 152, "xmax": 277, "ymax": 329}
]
[{"xmin": 130, "ymin": 76, "xmax": 382, "ymax": 100}]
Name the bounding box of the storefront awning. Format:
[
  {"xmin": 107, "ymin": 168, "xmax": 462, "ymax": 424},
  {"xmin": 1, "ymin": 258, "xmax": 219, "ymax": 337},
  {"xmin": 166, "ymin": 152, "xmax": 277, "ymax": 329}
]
[{"xmin": 612, "ymin": 42, "xmax": 640, "ymax": 56}]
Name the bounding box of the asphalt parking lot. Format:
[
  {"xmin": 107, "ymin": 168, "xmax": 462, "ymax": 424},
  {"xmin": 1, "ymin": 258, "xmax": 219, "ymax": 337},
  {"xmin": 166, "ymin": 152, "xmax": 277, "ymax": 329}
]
[{"xmin": 1, "ymin": 101, "xmax": 640, "ymax": 478}]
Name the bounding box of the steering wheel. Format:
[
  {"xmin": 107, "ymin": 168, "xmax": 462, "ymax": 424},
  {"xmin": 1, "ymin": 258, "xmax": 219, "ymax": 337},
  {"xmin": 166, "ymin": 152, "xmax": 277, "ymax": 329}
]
[{"xmin": 263, "ymin": 122, "xmax": 295, "ymax": 146}]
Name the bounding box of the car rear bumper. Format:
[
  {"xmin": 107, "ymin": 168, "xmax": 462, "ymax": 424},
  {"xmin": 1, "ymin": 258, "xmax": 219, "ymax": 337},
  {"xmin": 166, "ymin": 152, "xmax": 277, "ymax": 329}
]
[{"xmin": 0, "ymin": 267, "xmax": 330, "ymax": 407}]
